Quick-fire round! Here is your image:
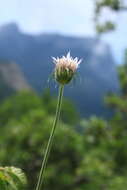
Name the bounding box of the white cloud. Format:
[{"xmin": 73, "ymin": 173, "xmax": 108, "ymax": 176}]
[{"xmin": 0, "ymin": 0, "xmax": 95, "ymax": 35}]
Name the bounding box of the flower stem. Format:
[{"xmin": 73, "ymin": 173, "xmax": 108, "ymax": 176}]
[{"xmin": 35, "ymin": 85, "xmax": 64, "ymax": 190}]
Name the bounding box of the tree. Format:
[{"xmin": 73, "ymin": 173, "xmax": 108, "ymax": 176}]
[
  {"xmin": 95, "ymin": 0, "xmax": 127, "ymax": 34},
  {"xmin": 0, "ymin": 91, "xmax": 83, "ymax": 190},
  {"xmin": 77, "ymin": 49, "xmax": 127, "ymax": 189}
]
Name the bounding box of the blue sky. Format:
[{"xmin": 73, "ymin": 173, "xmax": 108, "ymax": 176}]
[{"xmin": 0, "ymin": 0, "xmax": 127, "ymax": 64}]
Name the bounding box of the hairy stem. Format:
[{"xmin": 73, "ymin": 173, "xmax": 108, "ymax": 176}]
[{"xmin": 35, "ymin": 85, "xmax": 64, "ymax": 190}]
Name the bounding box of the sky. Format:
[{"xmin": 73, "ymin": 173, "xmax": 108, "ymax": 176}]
[{"xmin": 0, "ymin": 0, "xmax": 127, "ymax": 64}]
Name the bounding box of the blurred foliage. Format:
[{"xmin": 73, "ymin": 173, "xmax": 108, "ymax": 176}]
[
  {"xmin": 0, "ymin": 51, "xmax": 127, "ymax": 189},
  {"xmin": 0, "ymin": 90, "xmax": 82, "ymax": 190},
  {"xmin": 42, "ymin": 89, "xmax": 80, "ymax": 126},
  {"xmin": 0, "ymin": 1, "xmax": 126, "ymax": 189},
  {"xmin": 0, "ymin": 90, "xmax": 79, "ymax": 127},
  {"xmin": 96, "ymin": 21, "xmax": 116, "ymax": 34},
  {"xmin": 76, "ymin": 50, "xmax": 127, "ymax": 189},
  {"xmin": 0, "ymin": 166, "xmax": 27, "ymax": 190},
  {"xmin": 0, "ymin": 66, "xmax": 127, "ymax": 189},
  {"xmin": 95, "ymin": 0, "xmax": 127, "ymax": 34},
  {"xmin": 95, "ymin": 0, "xmax": 121, "ymax": 13}
]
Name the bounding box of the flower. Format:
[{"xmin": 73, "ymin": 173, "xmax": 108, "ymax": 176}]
[{"xmin": 52, "ymin": 52, "xmax": 82, "ymax": 85}]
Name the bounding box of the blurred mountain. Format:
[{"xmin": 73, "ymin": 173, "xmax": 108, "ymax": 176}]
[
  {"xmin": 0, "ymin": 23, "xmax": 119, "ymax": 117},
  {"xmin": 0, "ymin": 60, "xmax": 30, "ymax": 99}
]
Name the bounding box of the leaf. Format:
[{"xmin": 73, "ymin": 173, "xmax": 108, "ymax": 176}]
[{"xmin": 0, "ymin": 166, "xmax": 27, "ymax": 190}]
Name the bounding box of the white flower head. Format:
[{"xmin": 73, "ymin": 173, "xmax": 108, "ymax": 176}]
[
  {"xmin": 52, "ymin": 52, "xmax": 82, "ymax": 85},
  {"xmin": 53, "ymin": 52, "xmax": 81, "ymax": 72}
]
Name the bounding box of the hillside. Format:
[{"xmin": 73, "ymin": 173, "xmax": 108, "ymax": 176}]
[
  {"xmin": 0, "ymin": 60, "xmax": 30, "ymax": 99},
  {"xmin": 0, "ymin": 23, "xmax": 119, "ymax": 117}
]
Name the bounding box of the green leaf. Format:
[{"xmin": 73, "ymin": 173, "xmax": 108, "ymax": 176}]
[{"xmin": 0, "ymin": 166, "xmax": 27, "ymax": 190}]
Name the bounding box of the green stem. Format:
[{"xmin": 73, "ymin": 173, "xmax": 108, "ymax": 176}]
[{"xmin": 35, "ymin": 85, "xmax": 64, "ymax": 190}]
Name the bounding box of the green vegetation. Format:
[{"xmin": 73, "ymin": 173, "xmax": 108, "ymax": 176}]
[
  {"xmin": 95, "ymin": 0, "xmax": 127, "ymax": 34},
  {"xmin": 0, "ymin": 90, "xmax": 81, "ymax": 189},
  {"xmin": 0, "ymin": 166, "xmax": 27, "ymax": 190},
  {"xmin": 0, "ymin": 1, "xmax": 126, "ymax": 189},
  {"xmin": 0, "ymin": 55, "xmax": 127, "ymax": 189}
]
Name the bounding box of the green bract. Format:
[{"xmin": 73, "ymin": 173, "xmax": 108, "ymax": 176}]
[{"xmin": 55, "ymin": 68, "xmax": 74, "ymax": 85}]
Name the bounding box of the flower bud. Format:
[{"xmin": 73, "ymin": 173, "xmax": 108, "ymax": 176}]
[{"xmin": 52, "ymin": 52, "xmax": 82, "ymax": 85}]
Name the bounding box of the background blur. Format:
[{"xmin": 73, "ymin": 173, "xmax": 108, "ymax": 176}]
[{"xmin": 0, "ymin": 0, "xmax": 127, "ymax": 189}]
